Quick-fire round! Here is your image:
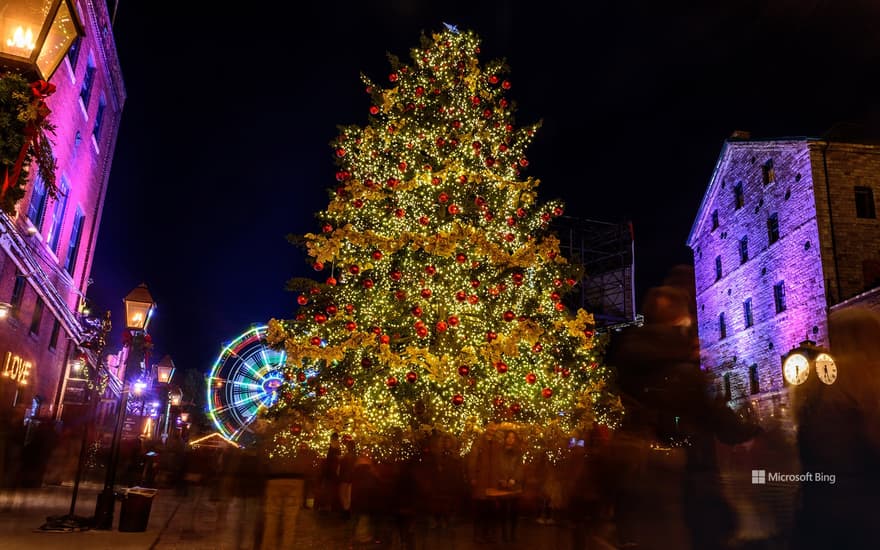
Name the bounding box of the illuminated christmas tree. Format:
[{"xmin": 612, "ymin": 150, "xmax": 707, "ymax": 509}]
[{"xmin": 266, "ymin": 25, "xmax": 620, "ymax": 461}]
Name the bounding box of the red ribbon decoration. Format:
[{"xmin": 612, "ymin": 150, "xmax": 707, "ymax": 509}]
[{"xmin": 1, "ymin": 80, "xmax": 56, "ymax": 202}]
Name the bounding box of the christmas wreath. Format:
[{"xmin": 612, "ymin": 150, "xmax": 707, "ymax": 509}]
[{"xmin": 0, "ymin": 72, "xmax": 58, "ymax": 215}]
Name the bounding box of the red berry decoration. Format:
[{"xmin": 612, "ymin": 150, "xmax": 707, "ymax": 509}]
[
  {"xmin": 387, "ymin": 376, "xmax": 398, "ymax": 387},
  {"xmin": 297, "ymin": 295, "xmax": 308, "ymax": 305},
  {"xmin": 542, "ymin": 388, "xmax": 553, "ymax": 399},
  {"xmin": 345, "ymin": 321, "xmax": 357, "ymax": 331},
  {"xmin": 503, "ymin": 310, "xmax": 516, "ymax": 322},
  {"xmin": 309, "ymin": 337, "xmax": 322, "ymax": 346},
  {"xmin": 344, "ymin": 376, "xmax": 355, "ymax": 388},
  {"xmin": 495, "ymin": 361, "xmax": 508, "ymax": 373},
  {"xmin": 452, "ymin": 394, "xmax": 464, "ymax": 406},
  {"xmin": 448, "ymin": 315, "xmax": 460, "ymax": 326},
  {"xmin": 458, "ymin": 365, "xmax": 470, "ymax": 376},
  {"xmin": 406, "ymin": 371, "xmax": 418, "ymax": 383},
  {"xmin": 526, "ymin": 373, "xmax": 537, "ymax": 384}
]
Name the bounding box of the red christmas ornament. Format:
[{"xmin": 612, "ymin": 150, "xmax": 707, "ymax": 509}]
[
  {"xmin": 482, "ymin": 108, "xmax": 492, "ymax": 119},
  {"xmin": 485, "ymin": 158, "xmax": 495, "ymax": 167},
  {"xmin": 566, "ymin": 278, "xmax": 577, "ymax": 286},
  {"xmin": 431, "ymin": 176, "xmax": 441, "ymax": 185},
  {"xmin": 411, "ymin": 305, "xmax": 423, "ymax": 317},
  {"xmin": 406, "ymin": 371, "xmax": 418, "ymax": 383},
  {"xmin": 372, "ymin": 250, "xmax": 383, "ymax": 260},
  {"xmin": 345, "ymin": 321, "xmax": 357, "ymax": 331},
  {"xmin": 550, "ymin": 292, "xmax": 561, "ymax": 302},
  {"xmin": 297, "ymin": 295, "xmax": 308, "ymax": 305},
  {"xmin": 344, "ymin": 376, "xmax": 355, "ymax": 387},
  {"xmin": 398, "ymin": 161, "xmax": 407, "ymax": 171},
  {"xmin": 438, "ymin": 192, "xmax": 449, "ymax": 203},
  {"xmin": 380, "ymin": 334, "xmax": 390, "ymax": 345},
  {"xmin": 468, "ymin": 295, "xmax": 479, "ymax": 305},
  {"xmin": 553, "ymin": 206, "xmax": 564, "ymax": 216},
  {"xmin": 448, "ymin": 204, "xmax": 460, "ymax": 215},
  {"xmin": 452, "ymin": 394, "xmax": 464, "ymax": 406},
  {"xmin": 336, "ymin": 148, "xmax": 346, "ymax": 157},
  {"xmin": 361, "ymin": 357, "xmax": 373, "ymax": 368},
  {"xmin": 455, "ymin": 291, "xmax": 467, "ymax": 302},
  {"xmin": 484, "ymin": 212, "xmax": 494, "ymax": 221},
  {"xmin": 532, "ymin": 343, "xmax": 543, "ymax": 353},
  {"xmin": 309, "ymin": 337, "xmax": 322, "ymax": 346},
  {"xmin": 584, "ymin": 330, "xmax": 595, "ymax": 338},
  {"xmin": 297, "ymin": 372, "xmax": 307, "ymax": 382},
  {"xmin": 354, "ymin": 199, "xmax": 364, "ymax": 208},
  {"xmin": 553, "ymin": 279, "xmax": 563, "ymax": 287},
  {"xmin": 448, "ymin": 315, "xmax": 460, "ymax": 326},
  {"xmin": 363, "ymin": 279, "xmax": 374, "ymax": 289},
  {"xmin": 507, "ymin": 217, "xmax": 516, "ymax": 227},
  {"xmin": 420, "ymin": 288, "xmax": 432, "ymax": 299},
  {"xmin": 389, "ymin": 73, "xmax": 398, "ymax": 82},
  {"xmin": 425, "ymin": 265, "xmax": 437, "ymax": 275},
  {"xmin": 314, "ymin": 313, "xmax": 327, "ymax": 324},
  {"xmin": 349, "ymin": 265, "xmax": 360, "ymax": 275},
  {"xmin": 510, "ymin": 402, "xmax": 521, "ymax": 413},
  {"xmin": 322, "ymin": 223, "xmax": 333, "ymax": 233},
  {"xmin": 458, "ymin": 365, "xmax": 470, "ymax": 376},
  {"xmin": 309, "ymin": 287, "xmax": 321, "ymax": 295},
  {"xmin": 326, "ymin": 276, "xmax": 337, "ymax": 286},
  {"xmin": 562, "ymin": 368, "xmax": 571, "ymax": 378},
  {"xmin": 499, "ymin": 143, "xmax": 508, "ymax": 152},
  {"xmin": 415, "ymin": 86, "xmax": 424, "ymax": 96},
  {"xmin": 512, "ymin": 273, "xmax": 524, "ymax": 285},
  {"xmin": 493, "ymin": 396, "xmax": 504, "ymax": 407},
  {"xmin": 391, "ymin": 270, "xmax": 403, "ymax": 281},
  {"xmin": 504, "ymin": 233, "xmax": 515, "ymax": 242},
  {"xmin": 345, "ymin": 304, "xmax": 354, "ymax": 313},
  {"xmin": 495, "ymin": 361, "xmax": 508, "ymax": 373},
  {"xmin": 516, "ymin": 207, "xmax": 526, "ymax": 218},
  {"xmin": 502, "ymin": 80, "xmax": 511, "ymax": 89},
  {"xmin": 555, "ymin": 303, "xmax": 565, "ymax": 312},
  {"xmin": 542, "ymin": 387, "xmax": 553, "ymax": 399},
  {"xmin": 519, "ymin": 158, "xmax": 529, "ymax": 167},
  {"xmin": 471, "ymin": 279, "xmax": 481, "ymax": 288},
  {"xmin": 503, "ymin": 310, "xmax": 516, "ymax": 322},
  {"xmin": 541, "ymin": 212, "xmax": 551, "ymax": 222},
  {"xmin": 526, "ymin": 373, "xmax": 537, "ymax": 384},
  {"xmin": 419, "ymin": 216, "xmax": 430, "ymax": 225},
  {"xmin": 456, "ymin": 253, "xmax": 467, "ymax": 263},
  {"xmin": 474, "ymin": 196, "xmax": 486, "ymax": 207},
  {"xmin": 489, "ymin": 74, "xmax": 499, "ymax": 84},
  {"xmin": 313, "ymin": 262, "xmax": 324, "ymax": 271},
  {"xmin": 387, "ymin": 376, "xmax": 398, "ymax": 387},
  {"xmin": 394, "ymin": 290, "xmax": 406, "ymax": 301},
  {"xmin": 295, "ymin": 314, "xmax": 305, "ymax": 321},
  {"xmin": 292, "ymin": 424, "xmax": 302, "ymax": 434},
  {"xmin": 416, "ymin": 326, "xmax": 428, "ymax": 338},
  {"xmin": 387, "ymin": 178, "xmax": 399, "ymax": 188},
  {"xmin": 458, "ymin": 175, "xmax": 468, "ymax": 184},
  {"xmin": 369, "ymin": 106, "xmax": 379, "ymax": 115},
  {"xmin": 435, "ymin": 321, "xmax": 448, "ymax": 332}
]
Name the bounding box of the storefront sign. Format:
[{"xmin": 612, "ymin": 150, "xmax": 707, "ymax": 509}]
[{"xmin": 2, "ymin": 351, "xmax": 33, "ymax": 385}]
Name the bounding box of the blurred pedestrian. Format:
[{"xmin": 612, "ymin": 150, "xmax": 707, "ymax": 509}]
[
  {"xmin": 350, "ymin": 448, "xmax": 383, "ymax": 546},
  {"xmin": 495, "ymin": 430, "xmax": 524, "ymax": 544},
  {"xmin": 338, "ymin": 437, "xmax": 356, "ymax": 519},
  {"xmin": 317, "ymin": 432, "xmax": 341, "ymax": 512},
  {"xmin": 468, "ymin": 422, "xmax": 501, "ymax": 544},
  {"xmin": 791, "ymin": 307, "xmax": 880, "ymax": 550}
]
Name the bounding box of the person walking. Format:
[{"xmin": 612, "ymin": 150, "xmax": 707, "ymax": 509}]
[
  {"xmin": 495, "ymin": 430, "xmax": 524, "ymax": 544},
  {"xmin": 467, "ymin": 422, "xmax": 501, "ymax": 544}
]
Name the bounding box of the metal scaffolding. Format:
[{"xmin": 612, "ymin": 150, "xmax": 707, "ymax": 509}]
[{"xmin": 553, "ymin": 216, "xmax": 636, "ymax": 329}]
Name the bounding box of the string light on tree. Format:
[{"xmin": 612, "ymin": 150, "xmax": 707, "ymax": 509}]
[{"xmin": 265, "ymin": 25, "xmax": 621, "ymax": 461}]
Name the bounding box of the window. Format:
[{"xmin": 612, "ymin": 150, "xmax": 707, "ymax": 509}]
[
  {"xmin": 49, "ymin": 319, "xmax": 61, "ymax": 351},
  {"xmin": 767, "ymin": 213, "xmax": 780, "ymax": 244},
  {"xmin": 855, "ymin": 186, "xmax": 876, "ymax": 219},
  {"xmin": 64, "ymin": 208, "xmax": 85, "ymax": 275},
  {"xmin": 734, "ymin": 183, "xmax": 744, "ymax": 210},
  {"xmin": 749, "ymin": 364, "xmax": 760, "ymax": 394},
  {"xmin": 711, "ymin": 210, "xmax": 719, "ymax": 230},
  {"xmin": 762, "ymin": 159, "xmax": 775, "ymax": 185},
  {"xmin": 719, "ymin": 312, "xmax": 727, "ymax": 340},
  {"xmin": 723, "ymin": 373, "xmax": 732, "ymax": 401},
  {"xmin": 67, "ymin": 36, "xmax": 81, "ymax": 69},
  {"xmin": 774, "ymin": 282, "xmax": 786, "ymax": 313},
  {"xmin": 26, "ymin": 174, "xmax": 49, "ymax": 230},
  {"xmin": 10, "ymin": 272, "xmax": 26, "ymax": 314},
  {"xmin": 80, "ymin": 61, "xmax": 96, "ymax": 107},
  {"xmin": 739, "ymin": 236, "xmax": 749, "ymax": 264},
  {"xmin": 30, "ymin": 297, "xmax": 44, "ymax": 335},
  {"xmin": 743, "ymin": 298, "xmax": 753, "ymax": 328},
  {"xmin": 715, "ymin": 255, "xmax": 722, "ymax": 281},
  {"xmin": 46, "ymin": 177, "xmax": 69, "ymax": 253},
  {"xmin": 93, "ymin": 97, "xmax": 106, "ymax": 140}
]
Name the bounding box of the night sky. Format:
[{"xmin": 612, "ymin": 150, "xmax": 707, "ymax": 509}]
[{"xmin": 86, "ymin": 1, "xmax": 880, "ymax": 376}]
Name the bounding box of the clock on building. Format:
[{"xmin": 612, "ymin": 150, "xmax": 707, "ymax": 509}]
[
  {"xmin": 782, "ymin": 352, "xmax": 810, "ymax": 385},
  {"xmin": 814, "ymin": 352, "xmax": 838, "ymax": 385}
]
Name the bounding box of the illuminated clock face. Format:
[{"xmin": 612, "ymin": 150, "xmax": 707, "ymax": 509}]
[
  {"xmin": 814, "ymin": 353, "xmax": 838, "ymax": 385},
  {"xmin": 783, "ymin": 353, "xmax": 810, "ymax": 385}
]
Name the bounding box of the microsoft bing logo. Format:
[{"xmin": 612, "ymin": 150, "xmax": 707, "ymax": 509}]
[{"xmin": 752, "ymin": 470, "xmax": 766, "ymax": 484}]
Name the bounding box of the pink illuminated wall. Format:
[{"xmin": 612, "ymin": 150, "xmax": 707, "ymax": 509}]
[{"xmin": 688, "ymin": 137, "xmax": 880, "ymax": 419}]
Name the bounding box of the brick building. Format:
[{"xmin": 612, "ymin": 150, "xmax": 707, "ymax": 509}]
[
  {"xmin": 687, "ymin": 133, "xmax": 880, "ymax": 419},
  {"xmin": 0, "ymin": 0, "xmax": 124, "ymax": 437}
]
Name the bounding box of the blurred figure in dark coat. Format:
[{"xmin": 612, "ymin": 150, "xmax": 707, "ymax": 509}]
[{"xmin": 791, "ymin": 307, "xmax": 880, "ymax": 550}]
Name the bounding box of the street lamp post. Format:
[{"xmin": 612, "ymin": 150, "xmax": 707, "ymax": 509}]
[
  {"xmin": 0, "ymin": 0, "xmax": 83, "ymax": 81},
  {"xmin": 154, "ymin": 355, "xmax": 175, "ymax": 442},
  {"xmin": 93, "ymin": 284, "xmax": 155, "ymax": 530}
]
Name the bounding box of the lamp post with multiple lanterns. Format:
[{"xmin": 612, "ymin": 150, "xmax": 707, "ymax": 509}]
[{"xmin": 93, "ymin": 283, "xmax": 156, "ymax": 531}]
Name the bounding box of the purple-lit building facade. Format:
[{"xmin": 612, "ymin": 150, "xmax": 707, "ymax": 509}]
[
  {"xmin": 688, "ymin": 135, "xmax": 880, "ymax": 419},
  {"xmin": 0, "ymin": 0, "xmax": 123, "ymax": 430}
]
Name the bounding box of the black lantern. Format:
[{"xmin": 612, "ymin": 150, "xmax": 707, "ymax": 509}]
[
  {"xmin": 0, "ymin": 0, "xmax": 83, "ymax": 81},
  {"xmin": 781, "ymin": 339, "xmax": 838, "ymax": 386},
  {"xmin": 123, "ymin": 283, "xmax": 155, "ymax": 332},
  {"xmin": 155, "ymin": 354, "xmax": 175, "ymax": 384}
]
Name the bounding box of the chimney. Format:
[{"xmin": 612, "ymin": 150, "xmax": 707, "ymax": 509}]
[{"xmin": 729, "ymin": 130, "xmax": 752, "ymax": 140}]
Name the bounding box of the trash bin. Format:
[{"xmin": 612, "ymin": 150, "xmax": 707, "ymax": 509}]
[{"xmin": 118, "ymin": 487, "xmax": 158, "ymax": 532}]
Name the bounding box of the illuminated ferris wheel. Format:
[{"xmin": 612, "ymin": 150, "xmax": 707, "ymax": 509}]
[{"xmin": 206, "ymin": 325, "xmax": 284, "ymax": 447}]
